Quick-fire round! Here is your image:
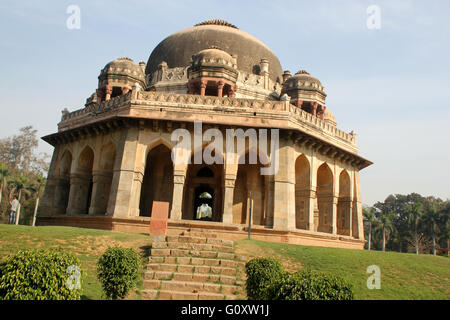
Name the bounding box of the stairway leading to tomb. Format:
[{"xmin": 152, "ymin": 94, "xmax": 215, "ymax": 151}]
[{"xmin": 142, "ymin": 229, "xmax": 247, "ymax": 300}]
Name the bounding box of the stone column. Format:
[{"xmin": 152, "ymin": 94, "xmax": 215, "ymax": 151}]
[
  {"xmin": 106, "ymin": 127, "xmax": 141, "ymax": 218},
  {"xmin": 88, "ymin": 171, "xmax": 113, "ymax": 216},
  {"xmin": 222, "ymin": 177, "xmax": 236, "ymax": 224},
  {"xmin": 223, "ymin": 150, "xmax": 238, "ymax": 225},
  {"xmin": 200, "ymin": 80, "xmax": 207, "ymax": 96},
  {"xmin": 217, "ymin": 81, "xmax": 224, "ymax": 98},
  {"xmin": 53, "ymin": 176, "xmax": 71, "ymax": 215},
  {"xmin": 352, "ymin": 171, "xmax": 365, "ymax": 240},
  {"xmin": 306, "ymin": 188, "xmax": 316, "ymax": 231},
  {"xmin": 66, "ymin": 174, "xmax": 91, "ymax": 216},
  {"xmin": 39, "ymin": 145, "xmax": 61, "ymax": 216},
  {"xmin": 273, "ymin": 135, "xmax": 295, "ymax": 230},
  {"xmin": 170, "ymin": 171, "xmax": 186, "ymax": 221},
  {"xmin": 331, "ymin": 195, "xmax": 338, "ymax": 235},
  {"xmin": 105, "ymin": 85, "xmax": 113, "ymax": 101}
]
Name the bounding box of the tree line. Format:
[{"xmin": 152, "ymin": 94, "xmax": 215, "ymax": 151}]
[
  {"xmin": 0, "ymin": 126, "xmax": 49, "ymax": 225},
  {"xmin": 363, "ymin": 193, "xmax": 449, "ymax": 255}
]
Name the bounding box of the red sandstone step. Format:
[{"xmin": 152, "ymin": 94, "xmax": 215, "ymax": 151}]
[
  {"xmin": 142, "ymin": 289, "xmax": 238, "ymax": 301},
  {"xmin": 143, "ymin": 279, "xmax": 239, "ymax": 295},
  {"xmin": 162, "ymin": 235, "xmax": 234, "ymax": 247},
  {"xmin": 152, "ymin": 241, "xmax": 234, "ymax": 253},
  {"xmin": 150, "ymin": 248, "xmax": 236, "ymax": 260},
  {"xmin": 145, "ymin": 271, "xmax": 238, "ymax": 285}
]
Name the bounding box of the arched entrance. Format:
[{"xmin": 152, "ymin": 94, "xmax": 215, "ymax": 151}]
[
  {"xmin": 67, "ymin": 146, "xmax": 94, "ymax": 215},
  {"xmin": 337, "ymin": 170, "xmax": 351, "ymax": 236},
  {"xmin": 182, "ymin": 149, "xmax": 224, "ymax": 222},
  {"xmin": 317, "ymin": 163, "xmax": 333, "ymax": 233},
  {"xmin": 232, "ymin": 151, "xmax": 267, "ymax": 226},
  {"xmin": 295, "ymin": 154, "xmax": 310, "ymax": 230},
  {"xmin": 139, "ymin": 144, "xmax": 174, "ymax": 217},
  {"xmin": 55, "ymin": 150, "xmax": 72, "ymax": 215}
]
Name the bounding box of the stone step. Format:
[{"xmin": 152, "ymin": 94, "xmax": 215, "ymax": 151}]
[
  {"xmin": 183, "ymin": 230, "xmax": 218, "ymax": 238},
  {"xmin": 148, "ymin": 257, "xmax": 237, "ymax": 268},
  {"xmin": 143, "ymin": 279, "xmax": 239, "ymax": 295},
  {"xmin": 146, "ymin": 264, "xmax": 237, "ymax": 277},
  {"xmin": 142, "ymin": 289, "xmax": 238, "ymax": 300},
  {"xmin": 145, "ymin": 271, "xmax": 238, "ymax": 285},
  {"xmin": 160, "ymin": 235, "xmax": 233, "ymax": 247},
  {"xmin": 151, "ymin": 241, "xmax": 234, "ymax": 253},
  {"xmin": 150, "ymin": 248, "xmax": 236, "ymax": 260}
]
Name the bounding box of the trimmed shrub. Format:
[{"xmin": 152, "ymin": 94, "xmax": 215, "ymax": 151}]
[
  {"xmin": 97, "ymin": 247, "xmax": 141, "ymax": 300},
  {"xmin": 270, "ymin": 270, "xmax": 354, "ymax": 300},
  {"xmin": 245, "ymin": 257, "xmax": 284, "ymax": 300},
  {"xmin": 0, "ymin": 248, "xmax": 82, "ymax": 300}
]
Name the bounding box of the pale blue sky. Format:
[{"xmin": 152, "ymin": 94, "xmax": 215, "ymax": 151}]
[{"xmin": 0, "ymin": 0, "xmax": 449, "ymax": 205}]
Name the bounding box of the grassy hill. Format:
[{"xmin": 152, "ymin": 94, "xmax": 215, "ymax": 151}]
[
  {"xmin": 0, "ymin": 224, "xmax": 448, "ymax": 300},
  {"xmin": 234, "ymin": 239, "xmax": 450, "ymax": 300}
]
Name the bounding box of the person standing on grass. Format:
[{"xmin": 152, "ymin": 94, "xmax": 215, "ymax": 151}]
[{"xmin": 9, "ymin": 195, "xmax": 19, "ymax": 225}]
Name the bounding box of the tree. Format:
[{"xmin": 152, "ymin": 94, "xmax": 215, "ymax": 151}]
[
  {"xmin": 8, "ymin": 175, "xmax": 33, "ymax": 225},
  {"xmin": 406, "ymin": 202, "xmax": 424, "ymax": 255},
  {"xmin": 30, "ymin": 174, "xmax": 46, "ymax": 227},
  {"xmin": 0, "ymin": 126, "xmax": 49, "ymax": 175},
  {"xmin": 363, "ymin": 206, "xmax": 377, "ymax": 251},
  {"xmin": 0, "ymin": 162, "xmax": 10, "ymax": 216},
  {"xmin": 421, "ymin": 198, "xmax": 442, "ymax": 255},
  {"xmin": 373, "ymin": 199, "xmax": 396, "ymax": 252}
]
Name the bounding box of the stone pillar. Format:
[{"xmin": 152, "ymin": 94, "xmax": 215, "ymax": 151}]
[
  {"xmin": 352, "ymin": 171, "xmax": 365, "ymax": 240},
  {"xmin": 66, "ymin": 174, "xmax": 91, "ymax": 216},
  {"xmin": 228, "ymin": 85, "xmax": 236, "ymax": 98},
  {"xmin": 273, "ymin": 135, "xmax": 295, "ymax": 230},
  {"xmin": 331, "ymin": 195, "xmax": 338, "ymax": 235},
  {"xmin": 311, "ymin": 102, "xmax": 318, "ymax": 116},
  {"xmin": 53, "ymin": 176, "xmax": 71, "ymax": 215},
  {"xmin": 200, "ymin": 80, "xmax": 207, "ymax": 96},
  {"xmin": 88, "ymin": 171, "xmax": 113, "ymax": 216},
  {"xmin": 217, "ymin": 81, "xmax": 224, "ymax": 98},
  {"xmin": 105, "ymin": 85, "xmax": 113, "ymax": 101},
  {"xmin": 170, "ymin": 171, "xmax": 186, "ymax": 221},
  {"xmin": 106, "ymin": 127, "xmax": 141, "ymax": 218},
  {"xmin": 39, "ymin": 145, "xmax": 61, "ymax": 216},
  {"xmin": 122, "ymin": 87, "xmax": 130, "ymax": 95},
  {"xmin": 306, "ymin": 188, "xmax": 316, "ymax": 231},
  {"xmin": 222, "ymin": 176, "xmax": 236, "ymax": 224}
]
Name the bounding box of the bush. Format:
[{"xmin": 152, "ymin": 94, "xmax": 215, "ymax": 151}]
[
  {"xmin": 245, "ymin": 257, "xmax": 284, "ymax": 300},
  {"xmin": 0, "ymin": 248, "xmax": 82, "ymax": 300},
  {"xmin": 270, "ymin": 270, "xmax": 354, "ymax": 300},
  {"xmin": 97, "ymin": 247, "xmax": 141, "ymax": 300}
]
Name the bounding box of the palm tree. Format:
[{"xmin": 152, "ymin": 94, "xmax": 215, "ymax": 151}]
[
  {"xmin": 8, "ymin": 175, "xmax": 33, "ymax": 225},
  {"xmin": 375, "ymin": 210, "xmax": 395, "ymax": 252},
  {"xmin": 31, "ymin": 175, "xmax": 46, "ymax": 227},
  {"xmin": 0, "ymin": 163, "xmax": 10, "ymax": 216},
  {"xmin": 363, "ymin": 206, "xmax": 377, "ymax": 251},
  {"xmin": 406, "ymin": 202, "xmax": 424, "ymax": 255},
  {"xmin": 422, "ymin": 200, "xmax": 441, "ymax": 255}
]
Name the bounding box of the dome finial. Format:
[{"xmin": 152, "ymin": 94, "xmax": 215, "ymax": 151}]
[{"xmin": 195, "ymin": 19, "xmax": 238, "ymax": 29}]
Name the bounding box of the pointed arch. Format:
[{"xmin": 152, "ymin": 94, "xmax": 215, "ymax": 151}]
[
  {"xmin": 139, "ymin": 144, "xmax": 174, "ymax": 217},
  {"xmin": 54, "ymin": 149, "xmax": 73, "ymax": 214},
  {"xmin": 232, "ymin": 149, "xmax": 268, "ymax": 226},
  {"xmin": 316, "ymin": 162, "xmax": 333, "ymax": 233},
  {"xmin": 182, "ymin": 146, "xmax": 224, "ymax": 222},
  {"xmin": 295, "ymin": 154, "xmax": 311, "ymax": 229},
  {"xmin": 337, "ymin": 170, "xmax": 351, "ymax": 235}
]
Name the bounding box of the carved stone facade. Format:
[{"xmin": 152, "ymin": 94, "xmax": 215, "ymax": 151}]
[{"xmin": 39, "ymin": 20, "xmax": 372, "ymax": 249}]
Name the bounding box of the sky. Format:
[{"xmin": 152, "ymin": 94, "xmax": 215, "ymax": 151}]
[{"xmin": 0, "ymin": 0, "xmax": 449, "ymax": 206}]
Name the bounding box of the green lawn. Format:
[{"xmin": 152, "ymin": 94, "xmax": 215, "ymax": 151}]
[
  {"xmin": 0, "ymin": 224, "xmax": 152, "ymax": 300},
  {"xmin": 1, "ymin": 224, "xmax": 448, "ymax": 300},
  {"xmin": 235, "ymin": 239, "xmax": 450, "ymax": 300}
]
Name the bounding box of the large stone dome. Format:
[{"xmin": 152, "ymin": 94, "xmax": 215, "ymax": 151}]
[{"xmin": 146, "ymin": 20, "xmax": 283, "ymax": 83}]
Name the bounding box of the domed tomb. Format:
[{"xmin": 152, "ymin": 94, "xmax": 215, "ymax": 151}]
[{"xmin": 146, "ymin": 19, "xmax": 283, "ymax": 83}]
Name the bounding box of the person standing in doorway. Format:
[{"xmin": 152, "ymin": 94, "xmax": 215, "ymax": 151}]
[{"xmin": 9, "ymin": 195, "xmax": 19, "ymax": 224}]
